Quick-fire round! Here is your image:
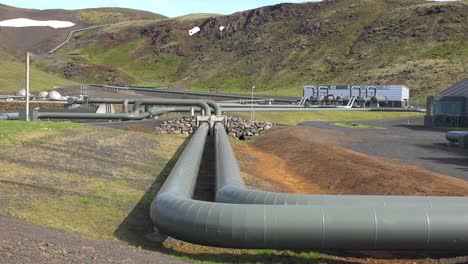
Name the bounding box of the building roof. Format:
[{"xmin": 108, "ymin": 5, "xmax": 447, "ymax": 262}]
[{"xmin": 440, "ymin": 78, "xmax": 468, "ymax": 97}]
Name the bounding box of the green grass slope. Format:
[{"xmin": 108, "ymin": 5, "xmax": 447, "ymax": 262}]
[
  {"xmin": 37, "ymin": 0, "xmax": 467, "ymax": 98},
  {"xmin": 73, "ymin": 7, "xmax": 167, "ymax": 25},
  {"xmin": 0, "ymin": 51, "xmax": 78, "ymax": 94}
]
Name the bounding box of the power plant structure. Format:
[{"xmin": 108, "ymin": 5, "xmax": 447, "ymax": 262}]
[{"xmin": 300, "ymin": 85, "xmax": 410, "ymax": 108}]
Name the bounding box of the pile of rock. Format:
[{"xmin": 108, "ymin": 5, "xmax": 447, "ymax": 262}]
[
  {"xmin": 155, "ymin": 117, "xmax": 197, "ymax": 135},
  {"xmin": 154, "ymin": 116, "xmax": 274, "ymax": 140},
  {"xmin": 226, "ymin": 116, "xmax": 274, "ymax": 140}
]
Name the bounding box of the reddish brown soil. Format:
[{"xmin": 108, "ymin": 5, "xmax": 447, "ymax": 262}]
[
  {"xmin": 235, "ymin": 125, "xmax": 468, "ymax": 197},
  {"xmin": 0, "ymin": 102, "xmax": 65, "ymax": 112},
  {"xmin": 229, "ymin": 125, "xmax": 468, "ymax": 263}
]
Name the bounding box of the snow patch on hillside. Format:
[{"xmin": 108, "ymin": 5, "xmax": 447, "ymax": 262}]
[{"xmin": 0, "ymin": 18, "xmax": 75, "ymax": 29}]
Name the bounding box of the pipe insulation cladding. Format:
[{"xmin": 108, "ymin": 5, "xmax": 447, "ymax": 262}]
[
  {"xmin": 151, "ymin": 122, "xmax": 468, "ymax": 250},
  {"xmin": 446, "ymin": 131, "xmax": 468, "ymax": 142},
  {"xmin": 132, "ymin": 99, "xmax": 213, "ymax": 116},
  {"xmin": 0, "ymin": 112, "xmax": 19, "ymax": 120},
  {"xmin": 215, "ymin": 122, "xmax": 468, "ymax": 207}
]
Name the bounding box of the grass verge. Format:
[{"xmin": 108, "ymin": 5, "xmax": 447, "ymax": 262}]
[
  {"xmin": 0, "ymin": 121, "xmax": 80, "ymax": 144},
  {"xmin": 233, "ymin": 111, "xmax": 421, "ymax": 125},
  {"xmin": 0, "ymin": 60, "xmax": 78, "ymax": 94}
]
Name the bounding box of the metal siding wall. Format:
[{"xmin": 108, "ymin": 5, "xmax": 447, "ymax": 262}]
[{"xmin": 303, "ymin": 85, "xmax": 409, "ymax": 101}]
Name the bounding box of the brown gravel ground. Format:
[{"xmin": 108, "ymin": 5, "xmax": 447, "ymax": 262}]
[
  {"xmin": 0, "ymin": 102, "xmax": 66, "ymax": 112},
  {"xmin": 234, "ymin": 126, "xmax": 468, "ymax": 196},
  {"xmin": 228, "ymin": 125, "xmax": 468, "ymax": 263},
  {"xmin": 0, "ymin": 215, "xmax": 187, "ymax": 264}
]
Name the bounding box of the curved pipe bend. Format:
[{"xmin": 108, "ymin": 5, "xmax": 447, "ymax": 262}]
[
  {"xmin": 133, "ymin": 99, "xmax": 212, "ymax": 116},
  {"xmin": 151, "ymin": 123, "xmax": 468, "ymax": 250},
  {"xmin": 214, "ymin": 122, "xmax": 468, "ymax": 208},
  {"xmin": 204, "ymin": 100, "xmax": 222, "ymax": 115}
]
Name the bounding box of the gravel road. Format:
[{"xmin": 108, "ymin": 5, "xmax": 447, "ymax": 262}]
[{"xmin": 301, "ymin": 117, "xmax": 468, "ymax": 180}]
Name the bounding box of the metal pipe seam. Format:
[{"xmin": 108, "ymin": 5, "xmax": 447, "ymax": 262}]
[
  {"xmin": 214, "ymin": 122, "xmax": 468, "ymax": 207},
  {"xmin": 132, "ymin": 99, "xmax": 212, "ymax": 116},
  {"xmin": 151, "ymin": 123, "xmax": 468, "ymax": 250}
]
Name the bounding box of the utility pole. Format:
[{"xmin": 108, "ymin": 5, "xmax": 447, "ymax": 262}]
[
  {"xmin": 250, "ymin": 86, "xmax": 255, "ymax": 121},
  {"xmin": 25, "ymin": 52, "xmax": 30, "ymax": 122}
]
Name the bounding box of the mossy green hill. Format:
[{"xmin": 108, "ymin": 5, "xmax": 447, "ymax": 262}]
[
  {"xmin": 40, "ymin": 0, "xmax": 466, "ymax": 99},
  {"xmin": 0, "ymin": 5, "xmax": 166, "ymax": 93},
  {"xmin": 3, "ymin": 0, "xmax": 467, "ymax": 98}
]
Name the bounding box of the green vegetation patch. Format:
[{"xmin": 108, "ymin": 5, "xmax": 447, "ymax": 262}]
[
  {"xmin": 0, "ymin": 121, "xmax": 80, "ymax": 145},
  {"xmin": 233, "ymin": 111, "xmax": 421, "ymax": 125},
  {"xmin": 333, "ymin": 122, "xmax": 385, "ymax": 129},
  {"xmin": 75, "ymin": 9, "xmax": 165, "ymax": 25},
  {"xmin": 0, "ymin": 124, "xmax": 187, "ymax": 241},
  {"xmin": 0, "ymin": 60, "xmax": 78, "ymax": 94}
]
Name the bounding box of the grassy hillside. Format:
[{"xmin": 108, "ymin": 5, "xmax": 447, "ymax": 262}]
[
  {"xmin": 0, "ymin": 52, "xmax": 78, "ymax": 94},
  {"xmin": 35, "ymin": 0, "xmax": 467, "ymax": 98},
  {"xmin": 73, "ymin": 7, "xmax": 166, "ymax": 24},
  {"xmin": 233, "ymin": 111, "xmax": 421, "ymax": 125}
]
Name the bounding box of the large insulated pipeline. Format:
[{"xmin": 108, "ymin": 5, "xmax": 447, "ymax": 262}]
[
  {"xmin": 132, "ymin": 99, "xmax": 213, "ymax": 116},
  {"xmin": 151, "ymin": 123, "xmax": 468, "ymax": 250},
  {"xmin": 215, "ymin": 123, "xmax": 468, "ymax": 208},
  {"xmin": 68, "ymin": 97, "xmax": 218, "ymax": 115},
  {"xmin": 446, "ymin": 131, "xmax": 468, "ymax": 142},
  {"xmin": 0, "ymin": 112, "xmax": 19, "ymax": 120}
]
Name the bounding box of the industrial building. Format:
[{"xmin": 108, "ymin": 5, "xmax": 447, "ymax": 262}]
[
  {"xmin": 302, "ymin": 85, "xmax": 409, "ymax": 108},
  {"xmin": 425, "ymin": 79, "xmax": 468, "ymax": 128}
]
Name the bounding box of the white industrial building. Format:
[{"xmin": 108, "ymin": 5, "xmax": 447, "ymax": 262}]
[{"xmin": 303, "ymin": 84, "xmax": 410, "ymax": 107}]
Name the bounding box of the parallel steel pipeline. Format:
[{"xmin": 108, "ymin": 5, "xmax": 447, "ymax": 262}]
[
  {"xmin": 150, "ymin": 122, "xmax": 468, "ymax": 250},
  {"xmin": 132, "ymin": 99, "xmax": 214, "ymax": 115},
  {"xmin": 37, "ymin": 99, "xmax": 217, "ymax": 120},
  {"xmin": 215, "ymin": 122, "xmax": 468, "ymax": 207}
]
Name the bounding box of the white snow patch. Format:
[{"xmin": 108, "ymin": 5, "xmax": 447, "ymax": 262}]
[
  {"xmin": 189, "ymin": 26, "xmax": 200, "ymax": 36},
  {"xmin": 0, "ymin": 18, "xmax": 75, "ymax": 29},
  {"xmin": 219, "ymin": 26, "xmax": 225, "ymax": 31}
]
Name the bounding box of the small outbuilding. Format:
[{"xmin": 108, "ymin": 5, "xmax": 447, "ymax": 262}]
[{"xmin": 425, "ymin": 79, "xmax": 468, "ymax": 128}]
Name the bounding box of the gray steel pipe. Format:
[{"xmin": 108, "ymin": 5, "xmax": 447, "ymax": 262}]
[
  {"xmin": 132, "ymin": 99, "xmax": 212, "ymax": 116},
  {"xmin": 67, "ymin": 97, "xmax": 138, "ymax": 105},
  {"xmin": 215, "ymin": 122, "xmax": 468, "ymax": 207},
  {"xmin": 151, "ymin": 123, "xmax": 468, "ymax": 250},
  {"xmin": 446, "ymin": 131, "xmax": 468, "ymax": 142},
  {"xmin": 204, "ymin": 100, "xmax": 222, "ymax": 115},
  {"xmin": 37, "ymin": 112, "xmax": 150, "ymax": 120},
  {"xmin": 0, "ymin": 112, "xmax": 19, "ymax": 120}
]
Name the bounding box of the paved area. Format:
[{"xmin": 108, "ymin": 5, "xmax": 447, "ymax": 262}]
[{"xmin": 300, "ymin": 117, "xmax": 468, "ymax": 180}]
